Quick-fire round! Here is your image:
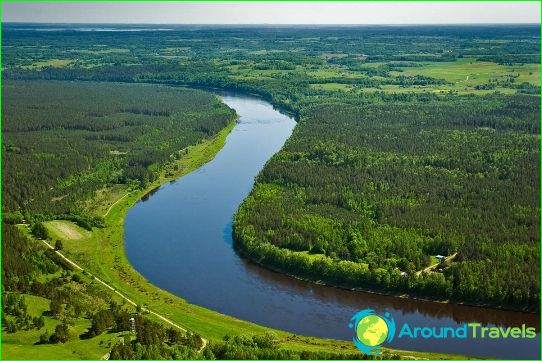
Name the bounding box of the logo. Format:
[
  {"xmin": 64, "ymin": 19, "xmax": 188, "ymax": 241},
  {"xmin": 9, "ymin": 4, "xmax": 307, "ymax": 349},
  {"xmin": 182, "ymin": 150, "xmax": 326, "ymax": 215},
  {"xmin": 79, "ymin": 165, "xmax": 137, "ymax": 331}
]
[
  {"xmin": 348, "ymin": 309, "xmax": 396, "ymax": 355},
  {"xmin": 349, "ymin": 309, "xmax": 537, "ymax": 355}
]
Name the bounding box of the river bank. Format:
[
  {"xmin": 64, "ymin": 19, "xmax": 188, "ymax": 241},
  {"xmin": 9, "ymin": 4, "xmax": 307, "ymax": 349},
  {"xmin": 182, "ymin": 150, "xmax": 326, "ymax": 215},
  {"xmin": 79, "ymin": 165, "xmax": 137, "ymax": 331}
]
[
  {"xmin": 233, "ymin": 239, "xmax": 538, "ymax": 315},
  {"xmin": 46, "ymin": 93, "xmax": 467, "ymax": 359},
  {"xmin": 122, "ymin": 91, "xmax": 539, "ymax": 359}
]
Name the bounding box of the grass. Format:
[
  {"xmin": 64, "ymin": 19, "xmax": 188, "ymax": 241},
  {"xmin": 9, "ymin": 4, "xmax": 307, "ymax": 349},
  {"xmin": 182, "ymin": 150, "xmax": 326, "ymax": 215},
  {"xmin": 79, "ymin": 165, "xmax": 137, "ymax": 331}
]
[
  {"xmin": 429, "ymin": 256, "xmax": 440, "ymax": 267},
  {"xmin": 1, "ymin": 294, "xmax": 125, "ymax": 360},
  {"xmin": 85, "ymin": 184, "xmax": 128, "ymax": 218},
  {"xmin": 310, "ymin": 83, "xmax": 355, "ymax": 91},
  {"xmin": 45, "ymin": 220, "xmax": 90, "ymax": 241},
  {"xmin": 360, "ymin": 84, "xmax": 518, "ymax": 95},
  {"xmin": 75, "ymin": 48, "xmax": 130, "ymax": 55},
  {"xmin": 27, "ymin": 118, "xmax": 470, "ymax": 359},
  {"xmin": 22, "ymin": 59, "xmax": 72, "ymax": 69},
  {"xmin": 392, "ymin": 58, "xmax": 540, "ymax": 87},
  {"xmin": 230, "ymin": 58, "xmax": 538, "ymax": 96},
  {"xmin": 307, "ymin": 69, "xmax": 366, "ymax": 79}
]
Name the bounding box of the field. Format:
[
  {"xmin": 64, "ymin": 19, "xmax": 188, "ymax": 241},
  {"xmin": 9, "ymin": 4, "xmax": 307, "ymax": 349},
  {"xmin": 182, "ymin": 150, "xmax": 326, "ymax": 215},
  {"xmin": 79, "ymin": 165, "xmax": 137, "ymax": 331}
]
[
  {"xmin": 2, "ymin": 294, "xmax": 124, "ymax": 360},
  {"xmin": 392, "ymin": 59, "xmax": 540, "ymax": 85}
]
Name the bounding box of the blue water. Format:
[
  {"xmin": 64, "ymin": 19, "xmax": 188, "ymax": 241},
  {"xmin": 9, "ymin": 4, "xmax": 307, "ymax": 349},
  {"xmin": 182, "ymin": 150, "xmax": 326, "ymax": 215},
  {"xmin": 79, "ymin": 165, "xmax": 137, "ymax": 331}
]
[{"xmin": 125, "ymin": 93, "xmax": 540, "ymax": 359}]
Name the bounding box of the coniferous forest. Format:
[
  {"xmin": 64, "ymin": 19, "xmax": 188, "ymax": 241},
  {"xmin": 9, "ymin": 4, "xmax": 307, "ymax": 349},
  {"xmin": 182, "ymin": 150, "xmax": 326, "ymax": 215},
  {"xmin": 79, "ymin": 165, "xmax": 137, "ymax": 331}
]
[
  {"xmin": 234, "ymin": 94, "xmax": 540, "ymax": 310},
  {"xmin": 1, "ymin": 21, "xmax": 540, "ymax": 359}
]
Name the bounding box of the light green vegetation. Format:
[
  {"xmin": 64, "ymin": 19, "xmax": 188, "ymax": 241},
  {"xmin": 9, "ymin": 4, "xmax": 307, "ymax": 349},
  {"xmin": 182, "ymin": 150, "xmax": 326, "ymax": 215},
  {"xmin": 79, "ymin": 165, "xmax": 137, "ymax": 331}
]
[
  {"xmin": 307, "ymin": 69, "xmax": 366, "ymax": 79},
  {"xmin": 4, "ymin": 25, "xmax": 535, "ymax": 359},
  {"xmin": 393, "ymin": 59, "xmax": 539, "ymax": 84},
  {"xmin": 47, "ymin": 120, "xmax": 467, "ymax": 359},
  {"xmin": 429, "ymin": 256, "xmax": 440, "ymax": 267},
  {"xmin": 1, "ymin": 294, "xmax": 125, "ymax": 360},
  {"xmin": 45, "ymin": 220, "xmax": 90, "ymax": 241},
  {"xmin": 75, "ymin": 48, "xmax": 130, "ymax": 55},
  {"xmin": 85, "ymin": 184, "xmax": 128, "ymax": 217},
  {"xmin": 22, "ymin": 59, "xmax": 73, "ymax": 69},
  {"xmin": 310, "ymin": 83, "xmax": 355, "ymax": 91}
]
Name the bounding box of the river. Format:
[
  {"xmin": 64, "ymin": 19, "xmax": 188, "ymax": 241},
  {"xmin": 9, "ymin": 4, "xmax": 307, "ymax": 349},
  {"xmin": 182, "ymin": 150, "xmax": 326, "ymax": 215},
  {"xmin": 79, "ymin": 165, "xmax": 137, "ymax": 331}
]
[{"xmin": 125, "ymin": 92, "xmax": 540, "ymax": 359}]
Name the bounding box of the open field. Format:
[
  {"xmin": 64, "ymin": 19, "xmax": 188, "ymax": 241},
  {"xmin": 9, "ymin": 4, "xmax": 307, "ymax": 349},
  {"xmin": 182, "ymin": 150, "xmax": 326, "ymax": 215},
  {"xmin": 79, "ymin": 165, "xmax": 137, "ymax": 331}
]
[
  {"xmin": 392, "ymin": 59, "xmax": 539, "ymax": 85},
  {"xmin": 22, "ymin": 59, "xmax": 73, "ymax": 69},
  {"xmin": 1, "ymin": 294, "xmax": 124, "ymax": 360}
]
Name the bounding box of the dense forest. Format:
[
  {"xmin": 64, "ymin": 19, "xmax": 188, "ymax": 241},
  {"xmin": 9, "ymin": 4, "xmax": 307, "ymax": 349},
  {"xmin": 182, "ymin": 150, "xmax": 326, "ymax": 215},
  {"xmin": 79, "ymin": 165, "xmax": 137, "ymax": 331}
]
[
  {"xmin": 234, "ymin": 94, "xmax": 540, "ymax": 310},
  {"xmin": 1, "ymin": 23, "xmax": 540, "ymax": 358},
  {"xmin": 2, "ymin": 80, "xmax": 235, "ymax": 224},
  {"xmin": 1, "ymin": 80, "xmax": 237, "ymax": 358},
  {"xmin": 2, "ymin": 223, "xmax": 397, "ymax": 359}
]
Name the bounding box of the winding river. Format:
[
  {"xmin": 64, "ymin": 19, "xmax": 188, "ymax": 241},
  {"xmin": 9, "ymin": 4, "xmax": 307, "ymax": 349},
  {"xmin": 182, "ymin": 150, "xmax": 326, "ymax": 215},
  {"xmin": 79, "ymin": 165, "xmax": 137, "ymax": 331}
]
[{"xmin": 125, "ymin": 92, "xmax": 540, "ymax": 359}]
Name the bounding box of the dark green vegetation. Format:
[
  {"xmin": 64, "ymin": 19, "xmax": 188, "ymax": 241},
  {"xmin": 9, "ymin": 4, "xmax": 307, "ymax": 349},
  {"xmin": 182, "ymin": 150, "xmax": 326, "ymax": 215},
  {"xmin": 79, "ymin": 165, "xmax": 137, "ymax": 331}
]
[
  {"xmin": 3, "ymin": 24, "xmax": 540, "ymax": 112},
  {"xmin": 0, "ymin": 80, "xmax": 239, "ymax": 359},
  {"xmin": 2, "ymin": 223, "xmax": 162, "ymax": 358},
  {"xmin": 234, "ymin": 94, "xmax": 540, "ymax": 311},
  {"xmin": 2, "ymin": 23, "xmax": 539, "ymax": 358},
  {"xmin": 2, "ymin": 80, "xmax": 235, "ymax": 224},
  {"xmin": 110, "ymin": 325, "xmax": 379, "ymax": 360}
]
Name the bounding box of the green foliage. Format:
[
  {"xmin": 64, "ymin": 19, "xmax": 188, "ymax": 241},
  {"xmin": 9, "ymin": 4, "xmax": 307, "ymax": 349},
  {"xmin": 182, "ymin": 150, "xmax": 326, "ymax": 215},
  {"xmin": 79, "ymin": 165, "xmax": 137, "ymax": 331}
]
[
  {"xmin": 49, "ymin": 323, "xmax": 70, "ymax": 344},
  {"xmin": 109, "ymin": 316, "xmax": 202, "ymax": 360},
  {"xmin": 31, "ymin": 222, "xmax": 49, "ymax": 240},
  {"xmin": 209, "ymin": 333, "xmax": 392, "ymax": 360},
  {"xmin": 1, "ymin": 23, "xmax": 540, "ymax": 359},
  {"xmin": 2, "ymin": 80, "xmax": 236, "ymax": 219},
  {"xmin": 54, "ymin": 240, "xmax": 63, "ymax": 251},
  {"xmin": 235, "ymin": 94, "xmax": 540, "ymax": 311}
]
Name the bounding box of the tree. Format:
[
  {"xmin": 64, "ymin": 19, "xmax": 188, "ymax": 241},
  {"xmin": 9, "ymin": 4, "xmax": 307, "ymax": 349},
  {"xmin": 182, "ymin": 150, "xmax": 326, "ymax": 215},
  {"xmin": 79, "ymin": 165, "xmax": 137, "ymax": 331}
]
[
  {"xmin": 33, "ymin": 316, "xmax": 45, "ymax": 330},
  {"xmin": 49, "ymin": 296, "xmax": 63, "ymax": 316},
  {"xmin": 49, "ymin": 323, "xmax": 70, "ymax": 343},
  {"xmin": 31, "ymin": 223, "xmax": 49, "ymax": 240},
  {"xmin": 5, "ymin": 319, "xmax": 17, "ymax": 333},
  {"xmin": 54, "ymin": 240, "xmax": 63, "ymax": 251},
  {"xmin": 39, "ymin": 330, "xmax": 50, "ymax": 344}
]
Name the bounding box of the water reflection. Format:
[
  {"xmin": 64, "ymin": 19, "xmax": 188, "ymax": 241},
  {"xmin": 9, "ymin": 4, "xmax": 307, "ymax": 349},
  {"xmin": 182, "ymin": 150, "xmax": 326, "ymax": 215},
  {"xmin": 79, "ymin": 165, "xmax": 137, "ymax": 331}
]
[{"xmin": 140, "ymin": 186, "xmax": 161, "ymax": 202}]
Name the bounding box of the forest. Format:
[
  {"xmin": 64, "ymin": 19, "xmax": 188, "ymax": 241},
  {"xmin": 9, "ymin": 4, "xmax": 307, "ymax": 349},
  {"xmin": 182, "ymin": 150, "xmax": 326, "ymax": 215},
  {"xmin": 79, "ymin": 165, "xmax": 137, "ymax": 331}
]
[
  {"xmin": 1, "ymin": 80, "xmax": 238, "ymax": 359},
  {"xmin": 234, "ymin": 93, "xmax": 540, "ymax": 310},
  {"xmin": 2, "ymin": 80, "xmax": 236, "ymax": 224},
  {"xmin": 1, "ymin": 23, "xmax": 540, "ymax": 359},
  {"xmin": 1, "ymin": 223, "xmax": 398, "ymax": 360}
]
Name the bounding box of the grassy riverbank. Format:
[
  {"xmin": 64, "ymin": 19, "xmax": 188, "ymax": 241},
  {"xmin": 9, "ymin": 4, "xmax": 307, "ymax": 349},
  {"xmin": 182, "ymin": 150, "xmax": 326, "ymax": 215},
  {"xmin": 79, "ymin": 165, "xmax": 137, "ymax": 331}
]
[{"xmin": 42, "ymin": 115, "xmax": 472, "ymax": 359}]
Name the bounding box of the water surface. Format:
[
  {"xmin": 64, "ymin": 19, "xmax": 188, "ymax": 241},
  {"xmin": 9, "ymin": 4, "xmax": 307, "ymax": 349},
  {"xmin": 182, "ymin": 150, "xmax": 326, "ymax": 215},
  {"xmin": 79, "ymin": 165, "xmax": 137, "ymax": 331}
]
[{"xmin": 125, "ymin": 93, "xmax": 540, "ymax": 359}]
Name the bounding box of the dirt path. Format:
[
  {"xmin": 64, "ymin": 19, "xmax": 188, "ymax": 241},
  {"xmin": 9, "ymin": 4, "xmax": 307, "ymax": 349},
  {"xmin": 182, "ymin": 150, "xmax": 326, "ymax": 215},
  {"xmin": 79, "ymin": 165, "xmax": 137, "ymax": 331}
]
[
  {"xmin": 103, "ymin": 193, "xmax": 129, "ymax": 218},
  {"xmin": 416, "ymin": 253, "xmax": 458, "ymax": 276},
  {"xmin": 34, "ymin": 233, "xmax": 208, "ymax": 352}
]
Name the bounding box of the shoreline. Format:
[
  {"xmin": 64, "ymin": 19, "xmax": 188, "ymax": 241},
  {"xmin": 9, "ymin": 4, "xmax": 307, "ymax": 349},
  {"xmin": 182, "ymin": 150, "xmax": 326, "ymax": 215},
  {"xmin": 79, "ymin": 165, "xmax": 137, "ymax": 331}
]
[
  {"xmin": 40, "ymin": 88, "xmax": 475, "ymax": 359},
  {"xmin": 232, "ymin": 241, "xmax": 539, "ymax": 317}
]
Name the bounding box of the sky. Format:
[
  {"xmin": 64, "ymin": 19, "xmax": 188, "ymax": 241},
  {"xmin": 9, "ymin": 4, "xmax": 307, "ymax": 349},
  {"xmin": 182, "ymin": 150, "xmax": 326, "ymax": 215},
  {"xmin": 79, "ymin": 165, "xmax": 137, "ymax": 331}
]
[{"xmin": 2, "ymin": 1, "xmax": 540, "ymax": 25}]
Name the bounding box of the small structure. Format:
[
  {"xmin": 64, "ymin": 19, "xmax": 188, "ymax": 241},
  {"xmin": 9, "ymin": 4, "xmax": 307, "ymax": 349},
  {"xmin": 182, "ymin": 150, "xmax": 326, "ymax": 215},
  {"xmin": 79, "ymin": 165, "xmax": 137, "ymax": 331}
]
[
  {"xmin": 435, "ymin": 255, "xmax": 445, "ymax": 260},
  {"xmin": 129, "ymin": 317, "xmax": 136, "ymax": 333}
]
